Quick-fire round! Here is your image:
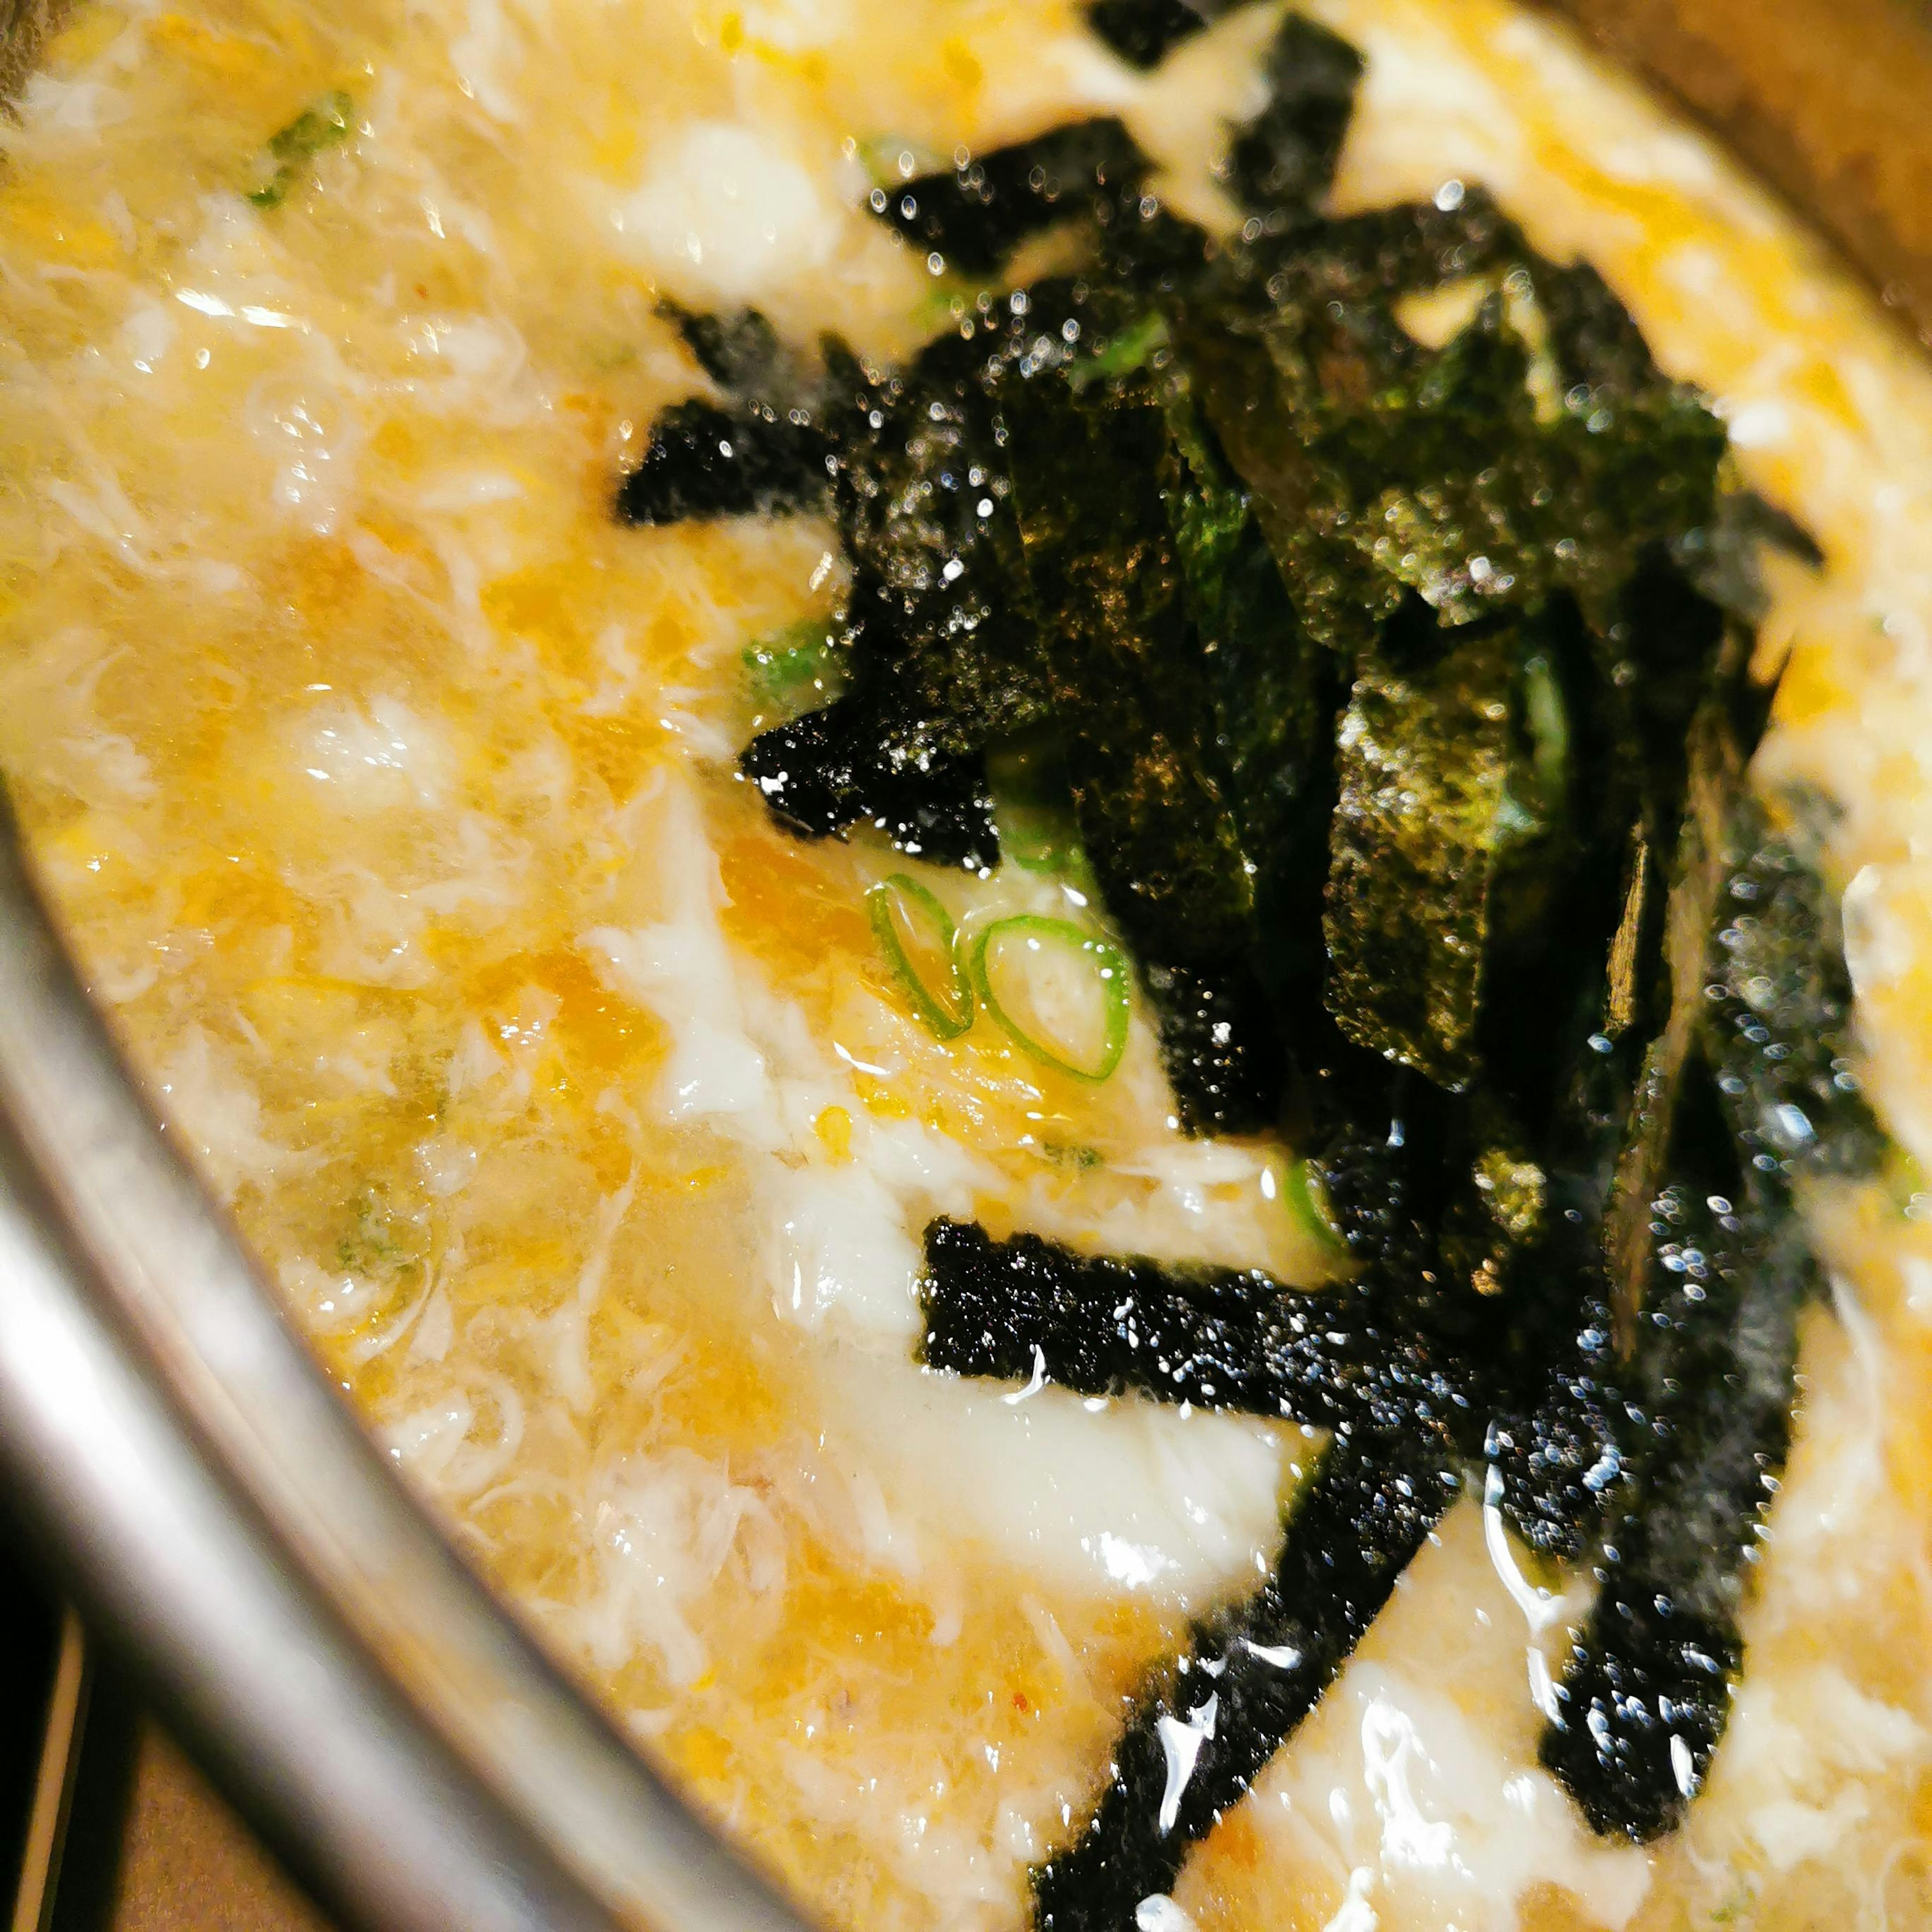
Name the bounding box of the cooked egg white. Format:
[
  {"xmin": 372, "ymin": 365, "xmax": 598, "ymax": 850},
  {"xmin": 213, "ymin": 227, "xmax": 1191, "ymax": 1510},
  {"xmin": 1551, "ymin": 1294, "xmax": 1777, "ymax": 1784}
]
[{"xmin": 1, "ymin": 0, "xmax": 1930, "ymax": 1926}]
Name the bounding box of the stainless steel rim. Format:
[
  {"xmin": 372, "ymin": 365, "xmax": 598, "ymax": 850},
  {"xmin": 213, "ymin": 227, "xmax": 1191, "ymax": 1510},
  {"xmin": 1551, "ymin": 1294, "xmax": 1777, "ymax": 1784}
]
[{"xmin": 0, "ymin": 789, "xmax": 818, "ymax": 1932}]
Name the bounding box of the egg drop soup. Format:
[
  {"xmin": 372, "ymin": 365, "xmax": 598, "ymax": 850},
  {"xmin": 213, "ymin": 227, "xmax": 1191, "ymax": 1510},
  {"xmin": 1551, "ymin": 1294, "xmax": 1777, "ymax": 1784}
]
[{"xmin": 4, "ymin": 0, "xmax": 1932, "ymax": 1928}]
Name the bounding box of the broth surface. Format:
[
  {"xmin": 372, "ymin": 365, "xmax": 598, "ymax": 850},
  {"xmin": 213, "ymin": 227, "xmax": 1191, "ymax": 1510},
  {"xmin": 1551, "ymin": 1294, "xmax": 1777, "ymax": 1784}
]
[{"xmin": 2, "ymin": 0, "xmax": 1931, "ymax": 1926}]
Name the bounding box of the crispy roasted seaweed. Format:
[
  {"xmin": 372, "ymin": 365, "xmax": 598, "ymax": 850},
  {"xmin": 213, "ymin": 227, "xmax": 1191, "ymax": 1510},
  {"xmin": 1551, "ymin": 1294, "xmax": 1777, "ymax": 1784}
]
[
  {"xmin": 1322, "ymin": 614, "xmax": 1518, "ymax": 1088},
  {"xmin": 919, "ymin": 1218, "xmax": 1467, "ymax": 1435},
  {"xmin": 1162, "ymin": 393, "xmax": 1342, "ymax": 1020},
  {"xmin": 1084, "ymin": 0, "xmax": 1222, "ymax": 68},
  {"xmin": 740, "ymin": 695, "xmax": 999, "ymax": 869},
  {"xmin": 660, "ymin": 302, "xmax": 806, "ymax": 405},
  {"xmin": 1005, "ymin": 372, "xmax": 1285, "ymax": 1132},
  {"xmin": 1542, "ymin": 1075, "xmax": 1795, "ymax": 1839},
  {"xmin": 619, "ymin": 305, "xmax": 843, "ymax": 525},
  {"xmin": 872, "ymin": 120, "xmax": 1150, "ymax": 276},
  {"xmin": 1706, "ymin": 801, "xmax": 1883, "ymax": 1188},
  {"xmin": 1184, "ymin": 220, "xmax": 1729, "ymax": 651},
  {"xmin": 1225, "ymin": 13, "xmax": 1363, "ymax": 221},
  {"xmin": 616, "ymin": 399, "xmax": 832, "ymax": 525},
  {"xmin": 1033, "ymin": 1432, "xmax": 1461, "ymax": 1931},
  {"xmin": 1678, "ymin": 488, "xmax": 1826, "ymax": 623},
  {"xmin": 1541, "ymin": 786, "xmax": 1880, "ymax": 1838},
  {"xmin": 619, "ymin": 6, "xmax": 1879, "ymax": 1883},
  {"xmin": 828, "ymin": 331, "xmax": 1049, "ymax": 763}
]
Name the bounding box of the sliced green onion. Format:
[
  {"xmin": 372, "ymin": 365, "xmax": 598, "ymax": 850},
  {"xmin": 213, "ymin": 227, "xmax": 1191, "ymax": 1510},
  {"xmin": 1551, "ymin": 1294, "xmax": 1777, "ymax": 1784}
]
[
  {"xmin": 1520, "ymin": 652, "xmax": 1569, "ymax": 812},
  {"xmin": 1280, "ymin": 1157, "xmax": 1350, "ymax": 1260},
  {"xmin": 972, "ymin": 915, "xmax": 1129, "ymax": 1082},
  {"xmin": 249, "ymin": 91, "xmax": 354, "ymax": 208},
  {"xmin": 1068, "ymin": 310, "xmax": 1171, "ymax": 392},
  {"xmin": 868, "ymin": 874, "xmax": 973, "ymax": 1041},
  {"xmin": 744, "ymin": 616, "xmax": 837, "ymax": 714},
  {"xmin": 985, "ymin": 739, "xmax": 1098, "ymax": 888}
]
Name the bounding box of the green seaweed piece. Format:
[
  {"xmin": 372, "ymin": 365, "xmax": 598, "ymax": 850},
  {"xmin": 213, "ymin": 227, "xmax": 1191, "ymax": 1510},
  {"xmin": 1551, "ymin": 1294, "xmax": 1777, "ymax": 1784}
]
[
  {"xmin": 1162, "ymin": 391, "xmax": 1338, "ymax": 1008},
  {"xmin": 1180, "ymin": 313, "xmax": 1403, "ymax": 658},
  {"xmin": 249, "ymin": 90, "xmax": 354, "ymax": 208},
  {"xmin": 1323, "ymin": 617, "xmax": 1519, "ymax": 1088},
  {"xmin": 1006, "ymin": 376, "xmax": 1251, "ymax": 968},
  {"xmin": 1004, "ymin": 373, "xmax": 1293, "ymax": 1133},
  {"xmin": 831, "ymin": 328, "xmax": 1051, "ymax": 766},
  {"xmin": 1184, "ymin": 221, "xmax": 1729, "ymax": 653}
]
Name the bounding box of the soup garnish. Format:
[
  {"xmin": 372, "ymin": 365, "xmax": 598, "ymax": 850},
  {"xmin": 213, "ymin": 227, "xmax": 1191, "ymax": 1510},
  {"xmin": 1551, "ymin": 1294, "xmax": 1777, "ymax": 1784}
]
[{"xmin": 617, "ymin": 7, "xmax": 1882, "ymax": 1918}]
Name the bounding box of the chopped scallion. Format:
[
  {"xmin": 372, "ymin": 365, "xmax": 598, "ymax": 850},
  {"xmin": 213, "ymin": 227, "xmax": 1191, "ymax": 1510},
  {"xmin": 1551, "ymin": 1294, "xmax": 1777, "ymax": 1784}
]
[
  {"xmin": 971, "ymin": 915, "xmax": 1129, "ymax": 1081},
  {"xmin": 1067, "ymin": 309, "xmax": 1170, "ymax": 391},
  {"xmin": 986, "ymin": 739, "xmax": 1098, "ymax": 888},
  {"xmin": 868, "ymin": 874, "xmax": 973, "ymax": 1040},
  {"xmin": 1280, "ymin": 1157, "xmax": 1349, "ymax": 1259},
  {"xmin": 249, "ymin": 91, "xmax": 354, "ymax": 209},
  {"xmin": 744, "ymin": 616, "xmax": 838, "ymax": 715}
]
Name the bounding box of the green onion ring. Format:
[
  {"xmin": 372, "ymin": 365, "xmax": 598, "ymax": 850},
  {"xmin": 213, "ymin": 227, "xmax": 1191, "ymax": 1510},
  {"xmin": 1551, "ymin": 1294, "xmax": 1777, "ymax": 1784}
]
[
  {"xmin": 867, "ymin": 874, "xmax": 973, "ymax": 1040},
  {"xmin": 970, "ymin": 914, "xmax": 1130, "ymax": 1082},
  {"xmin": 1280, "ymin": 1157, "xmax": 1350, "ymax": 1259}
]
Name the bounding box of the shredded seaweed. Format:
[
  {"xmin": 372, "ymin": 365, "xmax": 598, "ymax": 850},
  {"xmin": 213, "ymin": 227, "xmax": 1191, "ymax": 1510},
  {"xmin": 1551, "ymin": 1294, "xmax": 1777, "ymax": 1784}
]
[
  {"xmin": 1224, "ymin": 14, "xmax": 1363, "ymax": 220},
  {"xmin": 872, "ymin": 120, "xmax": 1150, "ymax": 276},
  {"xmin": 1322, "ymin": 616, "xmax": 1518, "ymax": 1087},
  {"xmin": 610, "ymin": 3, "xmax": 1875, "ymax": 1886},
  {"xmin": 1004, "ymin": 373, "xmax": 1285, "ymax": 1131},
  {"xmin": 1084, "ymin": 0, "xmax": 1223, "ymax": 68},
  {"xmin": 1706, "ymin": 802, "xmax": 1884, "ymax": 1187},
  {"xmin": 659, "ymin": 302, "xmax": 804, "ymax": 403},
  {"xmin": 920, "ymin": 1219, "xmax": 1466, "ymax": 1435},
  {"xmin": 1542, "ymin": 1075, "xmax": 1794, "ymax": 1838},
  {"xmin": 1033, "ymin": 1432, "xmax": 1461, "ymax": 1930},
  {"xmin": 740, "ymin": 696, "xmax": 999, "ymax": 869},
  {"xmin": 616, "ymin": 399, "xmax": 832, "ymax": 525},
  {"xmin": 1539, "ymin": 786, "xmax": 1881, "ymax": 1837}
]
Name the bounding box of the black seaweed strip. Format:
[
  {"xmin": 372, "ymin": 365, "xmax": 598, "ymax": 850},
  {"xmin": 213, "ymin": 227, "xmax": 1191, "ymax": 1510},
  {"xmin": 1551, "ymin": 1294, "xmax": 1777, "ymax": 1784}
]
[
  {"xmin": 828, "ymin": 327, "xmax": 1051, "ymax": 763},
  {"xmin": 1004, "ymin": 375, "xmax": 1278, "ymax": 1134},
  {"xmin": 1033, "ymin": 1431, "xmax": 1461, "ymax": 1931},
  {"xmin": 870, "ymin": 119, "xmax": 1150, "ymax": 275},
  {"xmin": 1224, "ymin": 13, "xmax": 1363, "ymax": 220},
  {"xmin": 1541, "ymin": 1149, "xmax": 1796, "ymax": 1838},
  {"xmin": 659, "ymin": 303, "xmax": 801, "ymax": 403},
  {"xmin": 1140, "ymin": 960, "xmax": 1289, "ymax": 1139},
  {"xmin": 1480, "ymin": 1196, "xmax": 1626, "ymax": 1560},
  {"xmin": 616, "ymin": 399, "xmax": 831, "ymax": 525},
  {"xmin": 1085, "ymin": 0, "xmax": 1221, "ymax": 69},
  {"xmin": 1199, "ymin": 188, "xmax": 1526, "ymax": 318},
  {"xmin": 919, "ymin": 1219, "xmax": 1467, "ymax": 1435},
  {"xmin": 1162, "ymin": 393, "xmax": 1340, "ymax": 1053},
  {"xmin": 1706, "ymin": 806, "xmax": 1884, "ymax": 1189},
  {"xmin": 738, "ymin": 695, "xmax": 999, "ymax": 870},
  {"xmin": 1678, "ymin": 489, "xmax": 1825, "ymax": 624},
  {"xmin": 1542, "ymin": 1575, "xmax": 1743, "ymax": 1842},
  {"xmin": 1543, "ymin": 788, "xmax": 1875, "ymax": 1838}
]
